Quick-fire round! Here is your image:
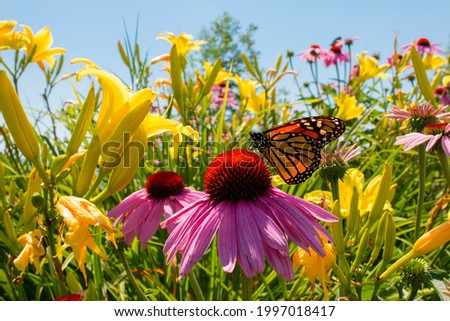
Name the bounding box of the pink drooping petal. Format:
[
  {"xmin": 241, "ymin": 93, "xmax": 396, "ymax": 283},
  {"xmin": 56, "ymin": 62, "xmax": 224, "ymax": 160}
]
[
  {"xmin": 179, "ymin": 205, "xmax": 222, "ymax": 277},
  {"xmin": 271, "ymin": 188, "xmax": 338, "ymax": 222},
  {"xmin": 395, "ymin": 133, "xmax": 432, "ymax": 151},
  {"xmin": 217, "ymin": 201, "xmax": 237, "ymax": 273},
  {"xmin": 163, "ymin": 200, "xmax": 211, "ymax": 264},
  {"xmin": 236, "ymin": 201, "xmax": 265, "ymax": 278},
  {"xmin": 107, "ymin": 189, "xmax": 148, "ymax": 218},
  {"xmin": 441, "ymin": 136, "xmax": 450, "ymax": 156},
  {"xmin": 250, "ymin": 200, "xmax": 289, "ymax": 254},
  {"xmin": 161, "ymin": 196, "xmax": 209, "ymax": 227},
  {"xmin": 425, "ymin": 133, "xmax": 442, "ymax": 152},
  {"xmin": 121, "ymin": 200, "xmax": 154, "ymax": 234},
  {"xmin": 262, "ymin": 244, "xmax": 294, "ymax": 282},
  {"xmin": 263, "ymin": 196, "xmax": 325, "ymax": 256},
  {"xmin": 138, "ymin": 201, "xmax": 165, "ymax": 248}
]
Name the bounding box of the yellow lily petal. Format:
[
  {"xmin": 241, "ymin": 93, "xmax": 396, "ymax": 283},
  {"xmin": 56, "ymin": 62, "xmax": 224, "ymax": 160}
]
[
  {"xmin": 334, "ymin": 92, "xmax": 364, "ymax": 121},
  {"xmin": 422, "ymin": 54, "xmax": 446, "ymax": 70}
]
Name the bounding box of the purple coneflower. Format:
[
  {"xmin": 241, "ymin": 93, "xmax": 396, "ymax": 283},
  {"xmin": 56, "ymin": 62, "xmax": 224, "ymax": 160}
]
[
  {"xmin": 402, "ymin": 37, "xmax": 442, "ymax": 55},
  {"xmin": 324, "ymin": 45, "xmax": 350, "ymax": 67},
  {"xmin": 435, "ymin": 86, "xmax": 450, "ymax": 106},
  {"xmin": 395, "ymin": 123, "xmax": 450, "ymax": 155},
  {"xmin": 299, "ymin": 44, "xmax": 329, "ymax": 63},
  {"xmin": 107, "ymin": 171, "xmax": 205, "ymax": 248},
  {"xmin": 161, "ymin": 149, "xmax": 338, "ymax": 281},
  {"xmin": 385, "ymin": 102, "xmax": 450, "ymax": 132}
]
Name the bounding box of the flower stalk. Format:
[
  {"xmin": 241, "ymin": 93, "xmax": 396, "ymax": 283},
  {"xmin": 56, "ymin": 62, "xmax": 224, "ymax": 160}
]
[{"xmin": 415, "ymin": 144, "xmax": 426, "ymax": 241}]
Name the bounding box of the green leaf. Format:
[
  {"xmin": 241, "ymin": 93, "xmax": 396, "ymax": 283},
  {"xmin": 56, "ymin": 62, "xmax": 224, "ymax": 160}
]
[
  {"xmin": 200, "ymin": 58, "xmax": 222, "ymax": 99},
  {"xmin": 410, "ymin": 46, "xmax": 437, "ymax": 106}
]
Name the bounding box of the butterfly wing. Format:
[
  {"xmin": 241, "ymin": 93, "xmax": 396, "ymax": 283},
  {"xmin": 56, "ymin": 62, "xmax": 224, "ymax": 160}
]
[
  {"xmin": 251, "ymin": 116, "xmax": 345, "ymax": 185},
  {"xmin": 265, "ymin": 116, "xmax": 345, "ymax": 145},
  {"xmin": 264, "ymin": 132, "xmax": 323, "ymax": 184}
]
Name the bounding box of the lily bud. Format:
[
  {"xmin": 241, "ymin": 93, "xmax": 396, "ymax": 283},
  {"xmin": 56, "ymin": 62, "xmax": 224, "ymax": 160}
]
[
  {"xmin": 66, "ymin": 86, "xmax": 96, "ymax": 156},
  {"xmin": 368, "ymin": 163, "xmax": 393, "ymax": 225},
  {"xmin": 0, "ymin": 71, "xmax": 41, "ymax": 164},
  {"xmin": 74, "ymin": 136, "xmax": 101, "ymax": 197}
]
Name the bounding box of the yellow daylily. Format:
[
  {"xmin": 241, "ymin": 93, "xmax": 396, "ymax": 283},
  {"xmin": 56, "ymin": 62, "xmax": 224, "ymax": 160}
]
[
  {"xmin": 156, "ymin": 32, "xmax": 205, "ymax": 57},
  {"xmin": 13, "ymin": 230, "xmax": 45, "ymax": 274},
  {"xmin": 422, "ymin": 54, "xmax": 446, "ymax": 70},
  {"xmin": 292, "ymin": 237, "xmax": 336, "ymax": 300},
  {"xmin": 0, "ymin": 20, "xmax": 27, "ymax": 50},
  {"xmin": 334, "ymin": 92, "xmax": 364, "ymax": 121},
  {"xmin": 22, "ymin": 25, "xmax": 66, "ymax": 70},
  {"xmin": 235, "ymin": 74, "xmax": 265, "ymax": 114},
  {"xmin": 56, "ymin": 196, "xmax": 116, "ymax": 280},
  {"xmin": 203, "ymin": 60, "xmax": 233, "ymax": 85},
  {"xmin": 356, "ymin": 51, "xmax": 390, "ymax": 82},
  {"xmin": 443, "ymin": 76, "xmax": 450, "ymax": 87},
  {"xmin": 73, "ymin": 59, "xmax": 157, "ymax": 145},
  {"xmin": 305, "ymin": 168, "xmax": 395, "ymax": 218},
  {"xmin": 142, "ymin": 113, "xmax": 199, "ymax": 142}
]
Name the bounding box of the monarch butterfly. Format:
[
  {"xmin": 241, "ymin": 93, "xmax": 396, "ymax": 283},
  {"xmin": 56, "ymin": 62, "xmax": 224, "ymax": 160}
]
[{"xmin": 250, "ymin": 116, "xmax": 345, "ymax": 184}]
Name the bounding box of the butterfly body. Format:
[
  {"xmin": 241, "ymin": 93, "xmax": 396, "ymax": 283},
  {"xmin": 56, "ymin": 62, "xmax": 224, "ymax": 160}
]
[{"xmin": 250, "ymin": 116, "xmax": 345, "ymax": 184}]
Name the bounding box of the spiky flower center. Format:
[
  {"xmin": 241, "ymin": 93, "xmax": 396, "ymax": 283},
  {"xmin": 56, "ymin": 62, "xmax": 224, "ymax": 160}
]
[
  {"xmin": 407, "ymin": 103, "xmax": 440, "ymax": 132},
  {"xmin": 423, "ymin": 123, "xmax": 447, "ymax": 135},
  {"xmin": 330, "ymin": 45, "xmax": 342, "ymax": 54},
  {"xmin": 204, "ymin": 149, "xmax": 272, "ymax": 202},
  {"xmin": 145, "ymin": 171, "xmax": 185, "ymax": 199},
  {"xmin": 417, "ymin": 37, "xmax": 431, "ymax": 47}
]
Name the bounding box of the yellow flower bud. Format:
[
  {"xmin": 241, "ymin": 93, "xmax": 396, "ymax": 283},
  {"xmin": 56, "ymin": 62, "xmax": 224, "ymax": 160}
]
[
  {"xmin": 74, "ymin": 135, "xmax": 101, "ymax": 197},
  {"xmin": 0, "ymin": 71, "xmax": 41, "ymax": 164},
  {"xmin": 412, "ymin": 220, "xmax": 450, "ymax": 256},
  {"xmin": 66, "ymin": 86, "xmax": 96, "ymax": 156}
]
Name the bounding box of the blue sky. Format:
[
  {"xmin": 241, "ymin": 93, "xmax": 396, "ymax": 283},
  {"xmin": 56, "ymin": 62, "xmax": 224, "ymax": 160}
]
[{"xmin": 1, "ymin": 0, "xmax": 450, "ymax": 109}]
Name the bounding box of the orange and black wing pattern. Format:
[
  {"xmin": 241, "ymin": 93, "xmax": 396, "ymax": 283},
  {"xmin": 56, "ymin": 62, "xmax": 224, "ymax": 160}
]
[{"xmin": 250, "ymin": 116, "xmax": 345, "ymax": 184}]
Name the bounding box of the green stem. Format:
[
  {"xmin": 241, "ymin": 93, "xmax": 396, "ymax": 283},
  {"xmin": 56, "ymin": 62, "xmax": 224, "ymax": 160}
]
[
  {"xmin": 117, "ymin": 246, "xmax": 149, "ymax": 301},
  {"xmin": 437, "ymin": 148, "xmax": 450, "ymax": 188},
  {"xmin": 240, "ymin": 271, "xmax": 253, "ymax": 301},
  {"xmin": 415, "ymin": 145, "xmax": 426, "ymax": 241},
  {"xmin": 188, "ymin": 271, "xmax": 205, "ymax": 301}
]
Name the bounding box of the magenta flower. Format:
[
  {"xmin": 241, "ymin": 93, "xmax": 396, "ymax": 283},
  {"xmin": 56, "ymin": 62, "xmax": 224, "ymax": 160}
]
[
  {"xmin": 299, "ymin": 44, "xmax": 329, "ymax": 63},
  {"xmin": 402, "ymin": 37, "xmax": 442, "ymax": 55},
  {"xmin": 324, "ymin": 45, "xmax": 350, "ymax": 67},
  {"xmin": 107, "ymin": 171, "xmax": 205, "ymax": 248},
  {"xmin": 395, "ymin": 123, "xmax": 450, "ymax": 155},
  {"xmin": 386, "ymin": 53, "xmax": 403, "ymax": 67},
  {"xmin": 435, "ymin": 86, "xmax": 450, "ymax": 106},
  {"xmin": 161, "ymin": 149, "xmax": 338, "ymax": 281}
]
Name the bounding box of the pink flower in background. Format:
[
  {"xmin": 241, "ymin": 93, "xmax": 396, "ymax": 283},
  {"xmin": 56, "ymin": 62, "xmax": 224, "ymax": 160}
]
[
  {"xmin": 335, "ymin": 36, "xmax": 359, "ymax": 47},
  {"xmin": 385, "ymin": 102, "xmax": 450, "ymax": 133},
  {"xmin": 299, "ymin": 44, "xmax": 329, "ymax": 63},
  {"xmin": 386, "ymin": 53, "xmax": 403, "ymax": 66},
  {"xmin": 395, "ymin": 123, "xmax": 450, "ymax": 155},
  {"xmin": 210, "ymin": 84, "xmax": 238, "ymax": 109},
  {"xmin": 107, "ymin": 171, "xmax": 204, "ymax": 248},
  {"xmin": 161, "ymin": 150, "xmax": 338, "ymax": 281},
  {"xmin": 324, "ymin": 45, "xmax": 350, "ymax": 67},
  {"xmin": 402, "ymin": 37, "xmax": 442, "ymax": 55},
  {"xmin": 435, "ymin": 86, "xmax": 450, "ymax": 106}
]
